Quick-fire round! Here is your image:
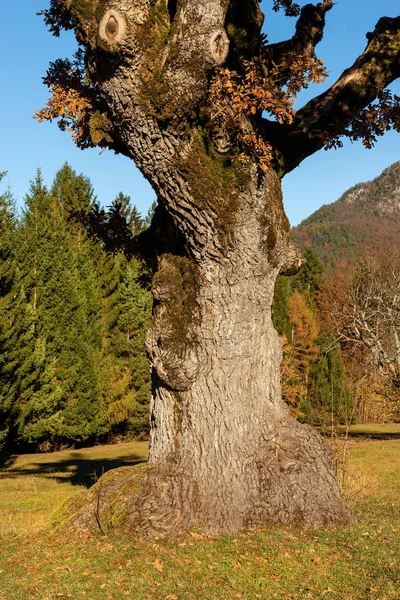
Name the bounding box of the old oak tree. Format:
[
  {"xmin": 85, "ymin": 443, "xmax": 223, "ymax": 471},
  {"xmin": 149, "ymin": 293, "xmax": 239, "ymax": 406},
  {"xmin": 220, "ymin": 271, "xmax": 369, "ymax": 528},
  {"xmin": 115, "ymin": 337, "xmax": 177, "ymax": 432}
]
[{"xmin": 39, "ymin": 0, "xmax": 400, "ymax": 537}]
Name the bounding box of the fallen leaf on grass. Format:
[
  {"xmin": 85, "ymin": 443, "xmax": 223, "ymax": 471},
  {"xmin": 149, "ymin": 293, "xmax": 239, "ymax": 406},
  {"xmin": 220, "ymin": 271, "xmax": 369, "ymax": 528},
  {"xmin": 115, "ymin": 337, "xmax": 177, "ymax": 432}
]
[{"xmin": 152, "ymin": 559, "xmax": 163, "ymax": 572}]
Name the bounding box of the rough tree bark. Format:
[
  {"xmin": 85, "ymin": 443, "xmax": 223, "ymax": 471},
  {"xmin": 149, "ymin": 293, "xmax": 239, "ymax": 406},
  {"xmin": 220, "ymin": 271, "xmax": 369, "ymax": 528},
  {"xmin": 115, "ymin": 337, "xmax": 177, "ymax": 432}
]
[{"xmin": 41, "ymin": 0, "xmax": 400, "ymax": 537}]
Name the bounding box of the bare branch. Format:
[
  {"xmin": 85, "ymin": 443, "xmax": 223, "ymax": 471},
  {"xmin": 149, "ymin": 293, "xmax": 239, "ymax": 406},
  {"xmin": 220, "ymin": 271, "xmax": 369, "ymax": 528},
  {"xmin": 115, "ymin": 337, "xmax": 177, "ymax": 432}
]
[{"xmin": 266, "ymin": 1, "xmax": 333, "ymax": 64}]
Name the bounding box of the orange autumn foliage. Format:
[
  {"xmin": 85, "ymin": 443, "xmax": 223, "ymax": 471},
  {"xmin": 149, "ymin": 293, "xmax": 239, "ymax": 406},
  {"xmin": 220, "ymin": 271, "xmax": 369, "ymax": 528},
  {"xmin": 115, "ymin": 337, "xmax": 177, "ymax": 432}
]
[{"xmin": 280, "ymin": 291, "xmax": 320, "ymax": 419}]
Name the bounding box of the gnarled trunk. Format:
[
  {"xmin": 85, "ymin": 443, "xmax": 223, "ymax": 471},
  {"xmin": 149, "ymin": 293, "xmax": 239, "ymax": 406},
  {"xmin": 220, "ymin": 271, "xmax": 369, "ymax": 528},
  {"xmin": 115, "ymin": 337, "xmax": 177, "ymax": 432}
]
[
  {"xmin": 128, "ymin": 161, "xmax": 353, "ymax": 537},
  {"xmin": 55, "ymin": 137, "xmax": 353, "ymax": 538},
  {"xmin": 40, "ymin": 0, "xmax": 388, "ymax": 538}
]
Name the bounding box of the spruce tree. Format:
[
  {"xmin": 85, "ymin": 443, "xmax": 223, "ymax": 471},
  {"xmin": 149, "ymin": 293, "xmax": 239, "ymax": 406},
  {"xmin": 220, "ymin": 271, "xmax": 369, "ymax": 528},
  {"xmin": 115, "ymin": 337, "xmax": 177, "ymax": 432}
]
[
  {"xmin": 1, "ymin": 165, "xmax": 153, "ymax": 449},
  {"xmin": 99, "ymin": 253, "xmax": 152, "ymax": 436},
  {"xmin": 142, "ymin": 201, "xmax": 157, "ymax": 231},
  {"xmin": 0, "ymin": 181, "xmax": 17, "ymax": 449},
  {"xmin": 4, "ymin": 170, "xmax": 108, "ymax": 448},
  {"xmin": 118, "ymin": 258, "xmax": 152, "ymax": 434},
  {"xmin": 309, "ymin": 338, "xmax": 354, "ymax": 426},
  {"xmin": 51, "ymin": 162, "xmax": 95, "ymax": 227},
  {"xmin": 3, "ymin": 172, "xmax": 61, "ymax": 448},
  {"xmin": 104, "ymin": 193, "xmax": 136, "ymax": 255},
  {"xmin": 272, "ymin": 275, "xmax": 292, "ymax": 341}
]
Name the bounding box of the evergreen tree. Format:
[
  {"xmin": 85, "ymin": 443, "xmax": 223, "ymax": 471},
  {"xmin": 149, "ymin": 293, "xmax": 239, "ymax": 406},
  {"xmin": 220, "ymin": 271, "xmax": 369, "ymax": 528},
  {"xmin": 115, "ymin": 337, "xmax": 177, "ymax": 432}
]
[
  {"xmin": 104, "ymin": 193, "xmax": 136, "ymax": 255},
  {"xmin": 142, "ymin": 200, "xmax": 157, "ymax": 230},
  {"xmin": 51, "ymin": 162, "xmax": 95, "ymax": 226},
  {"xmin": 0, "ymin": 181, "xmax": 17, "ymax": 449},
  {"xmin": 118, "ymin": 258, "xmax": 152, "ymax": 433},
  {"xmin": 100, "ymin": 254, "xmax": 152, "ymax": 436},
  {"xmin": 1, "ymin": 172, "xmax": 58, "ymax": 447},
  {"xmin": 0, "ymin": 165, "xmax": 154, "ymax": 450},
  {"xmin": 273, "ymin": 245, "xmax": 353, "ymax": 426},
  {"xmin": 292, "ymin": 246, "xmax": 324, "ymax": 302},
  {"xmin": 309, "ymin": 338, "xmax": 354, "ymax": 426},
  {"xmin": 3, "ymin": 170, "xmax": 108, "ymax": 449},
  {"xmin": 130, "ymin": 204, "xmax": 146, "ymax": 237},
  {"xmin": 272, "ymin": 275, "xmax": 292, "ymax": 340}
]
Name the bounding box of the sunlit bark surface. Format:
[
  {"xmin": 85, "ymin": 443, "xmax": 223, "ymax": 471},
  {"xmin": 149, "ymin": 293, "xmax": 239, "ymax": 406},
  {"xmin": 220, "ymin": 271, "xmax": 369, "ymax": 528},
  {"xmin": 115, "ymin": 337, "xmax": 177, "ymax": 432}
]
[{"xmin": 41, "ymin": 0, "xmax": 400, "ymax": 536}]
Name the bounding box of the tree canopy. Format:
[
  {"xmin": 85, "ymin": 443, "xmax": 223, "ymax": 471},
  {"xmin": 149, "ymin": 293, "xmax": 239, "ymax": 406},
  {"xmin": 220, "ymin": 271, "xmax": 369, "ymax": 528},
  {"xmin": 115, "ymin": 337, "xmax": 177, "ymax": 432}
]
[{"xmin": 37, "ymin": 1, "xmax": 400, "ymax": 178}]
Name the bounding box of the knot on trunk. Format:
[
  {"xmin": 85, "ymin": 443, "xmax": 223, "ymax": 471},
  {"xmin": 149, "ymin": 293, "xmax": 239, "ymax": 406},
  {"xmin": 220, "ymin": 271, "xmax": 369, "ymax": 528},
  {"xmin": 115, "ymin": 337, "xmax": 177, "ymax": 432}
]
[
  {"xmin": 210, "ymin": 126, "xmax": 231, "ymax": 153},
  {"xmin": 99, "ymin": 10, "xmax": 126, "ymax": 46},
  {"xmin": 209, "ymin": 30, "xmax": 230, "ymax": 64}
]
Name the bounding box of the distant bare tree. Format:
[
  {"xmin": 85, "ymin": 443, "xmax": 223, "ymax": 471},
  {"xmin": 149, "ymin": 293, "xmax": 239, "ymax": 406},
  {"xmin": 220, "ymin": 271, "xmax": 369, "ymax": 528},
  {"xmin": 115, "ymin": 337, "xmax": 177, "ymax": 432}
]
[{"xmin": 329, "ymin": 252, "xmax": 400, "ymax": 386}]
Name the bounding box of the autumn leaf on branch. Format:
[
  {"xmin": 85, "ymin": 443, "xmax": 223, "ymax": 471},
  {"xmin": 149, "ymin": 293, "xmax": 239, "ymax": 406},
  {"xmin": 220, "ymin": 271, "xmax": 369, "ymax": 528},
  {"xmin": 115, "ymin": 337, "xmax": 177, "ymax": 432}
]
[
  {"xmin": 34, "ymin": 51, "xmax": 113, "ymax": 150},
  {"xmin": 209, "ymin": 42, "xmax": 327, "ymax": 170}
]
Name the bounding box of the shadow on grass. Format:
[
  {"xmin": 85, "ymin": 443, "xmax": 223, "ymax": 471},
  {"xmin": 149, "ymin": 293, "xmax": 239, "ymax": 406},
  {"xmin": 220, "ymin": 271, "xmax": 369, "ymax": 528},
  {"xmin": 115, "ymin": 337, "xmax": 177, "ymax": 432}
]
[
  {"xmin": 345, "ymin": 431, "xmax": 400, "ymax": 440},
  {"xmin": 322, "ymin": 426, "xmax": 400, "ymax": 441},
  {"xmin": 0, "ymin": 453, "xmax": 147, "ymax": 488}
]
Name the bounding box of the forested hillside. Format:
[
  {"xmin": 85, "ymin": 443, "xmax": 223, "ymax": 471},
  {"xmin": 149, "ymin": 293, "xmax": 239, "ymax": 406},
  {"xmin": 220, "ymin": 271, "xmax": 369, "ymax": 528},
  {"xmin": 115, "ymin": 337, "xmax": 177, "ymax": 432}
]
[
  {"xmin": 278, "ymin": 162, "xmax": 400, "ymax": 425},
  {"xmin": 292, "ymin": 161, "xmax": 400, "ymax": 268},
  {"xmin": 272, "ymin": 247, "xmax": 354, "ymax": 427},
  {"xmin": 0, "ymin": 165, "xmax": 154, "ymax": 452}
]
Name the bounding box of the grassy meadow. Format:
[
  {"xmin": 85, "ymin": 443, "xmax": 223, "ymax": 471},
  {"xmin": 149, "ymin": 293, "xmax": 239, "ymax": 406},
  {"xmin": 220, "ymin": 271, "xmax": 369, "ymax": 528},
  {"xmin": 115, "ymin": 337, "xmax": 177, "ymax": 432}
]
[{"xmin": 0, "ymin": 430, "xmax": 399, "ymax": 599}]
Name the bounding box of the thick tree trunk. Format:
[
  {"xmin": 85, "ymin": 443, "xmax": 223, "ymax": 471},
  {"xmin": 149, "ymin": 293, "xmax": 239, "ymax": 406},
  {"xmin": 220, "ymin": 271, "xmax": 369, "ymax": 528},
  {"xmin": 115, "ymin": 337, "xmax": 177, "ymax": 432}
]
[
  {"xmin": 126, "ymin": 165, "xmax": 353, "ymax": 537},
  {"xmin": 65, "ymin": 157, "xmax": 349, "ymax": 538},
  {"xmin": 41, "ymin": 0, "xmax": 400, "ymax": 539},
  {"xmin": 55, "ymin": 149, "xmax": 353, "ymax": 538}
]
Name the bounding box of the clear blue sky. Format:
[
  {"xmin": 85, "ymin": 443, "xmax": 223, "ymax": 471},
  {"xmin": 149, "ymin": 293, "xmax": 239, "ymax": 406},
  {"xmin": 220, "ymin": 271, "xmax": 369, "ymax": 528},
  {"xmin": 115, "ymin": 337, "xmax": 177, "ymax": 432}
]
[{"xmin": 1, "ymin": 1, "xmax": 399, "ymax": 225}]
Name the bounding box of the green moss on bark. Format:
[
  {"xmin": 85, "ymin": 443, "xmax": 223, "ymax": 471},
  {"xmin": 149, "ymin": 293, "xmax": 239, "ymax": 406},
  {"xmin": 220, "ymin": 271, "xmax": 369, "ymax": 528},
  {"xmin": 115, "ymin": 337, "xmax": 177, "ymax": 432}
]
[
  {"xmin": 150, "ymin": 254, "xmax": 201, "ymax": 390},
  {"xmin": 89, "ymin": 110, "xmax": 113, "ymax": 146},
  {"xmin": 100, "ymin": 464, "xmax": 149, "ymax": 531},
  {"xmin": 71, "ymin": 0, "xmax": 94, "ymax": 19},
  {"xmin": 153, "ymin": 254, "xmax": 200, "ymax": 350},
  {"xmin": 136, "ymin": 1, "xmax": 172, "ymax": 117},
  {"xmin": 47, "ymin": 488, "xmax": 92, "ymax": 533},
  {"xmin": 259, "ymin": 170, "xmax": 291, "ymax": 266},
  {"xmin": 48, "ymin": 464, "xmax": 149, "ymax": 536},
  {"xmin": 176, "ymin": 129, "xmax": 251, "ymax": 250}
]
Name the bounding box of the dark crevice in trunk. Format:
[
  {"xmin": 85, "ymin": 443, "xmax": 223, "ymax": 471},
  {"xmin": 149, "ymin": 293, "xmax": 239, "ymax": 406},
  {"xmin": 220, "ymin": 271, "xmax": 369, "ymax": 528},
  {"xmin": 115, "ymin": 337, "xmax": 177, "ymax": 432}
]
[
  {"xmin": 139, "ymin": 202, "xmax": 187, "ymax": 270},
  {"xmin": 167, "ymin": 0, "xmax": 178, "ymax": 23}
]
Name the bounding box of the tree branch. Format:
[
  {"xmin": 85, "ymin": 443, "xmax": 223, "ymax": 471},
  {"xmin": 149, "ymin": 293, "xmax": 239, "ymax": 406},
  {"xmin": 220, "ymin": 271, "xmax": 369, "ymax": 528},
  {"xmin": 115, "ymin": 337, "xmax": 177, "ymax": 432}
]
[
  {"xmin": 265, "ymin": 1, "xmax": 333, "ymax": 64},
  {"xmin": 270, "ymin": 15, "xmax": 400, "ymax": 175}
]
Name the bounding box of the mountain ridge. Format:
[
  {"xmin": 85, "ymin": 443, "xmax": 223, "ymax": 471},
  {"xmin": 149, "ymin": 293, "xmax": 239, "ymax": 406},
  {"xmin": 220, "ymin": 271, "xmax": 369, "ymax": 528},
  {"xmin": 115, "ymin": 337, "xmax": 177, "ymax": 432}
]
[{"xmin": 292, "ymin": 160, "xmax": 400, "ymax": 268}]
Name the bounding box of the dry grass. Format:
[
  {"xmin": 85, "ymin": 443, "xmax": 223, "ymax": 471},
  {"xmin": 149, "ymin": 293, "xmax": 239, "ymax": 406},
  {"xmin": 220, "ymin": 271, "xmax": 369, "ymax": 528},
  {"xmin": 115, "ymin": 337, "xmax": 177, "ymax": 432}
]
[
  {"xmin": 0, "ymin": 441, "xmax": 149, "ymax": 535},
  {"xmin": 340, "ymin": 423, "xmax": 400, "ymax": 437},
  {"xmin": 0, "ymin": 435, "xmax": 399, "ymax": 599}
]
